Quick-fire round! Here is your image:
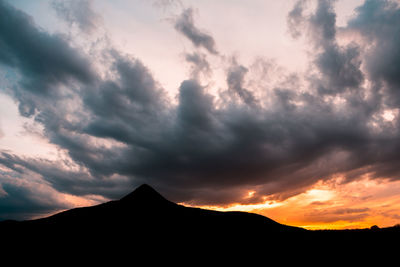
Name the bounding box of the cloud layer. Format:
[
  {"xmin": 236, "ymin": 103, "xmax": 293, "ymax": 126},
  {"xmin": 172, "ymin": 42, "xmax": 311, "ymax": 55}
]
[
  {"xmin": 174, "ymin": 8, "xmax": 218, "ymax": 54},
  {"xmin": 1, "ymin": 0, "xmax": 400, "ymax": 220},
  {"xmin": 51, "ymin": 0, "xmax": 101, "ymax": 33}
]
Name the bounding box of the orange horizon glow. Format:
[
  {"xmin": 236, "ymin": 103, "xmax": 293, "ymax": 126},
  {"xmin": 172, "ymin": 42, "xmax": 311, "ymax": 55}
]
[
  {"xmin": 183, "ymin": 178, "xmax": 400, "ymax": 230},
  {"xmin": 28, "ymin": 177, "xmax": 400, "ymax": 230}
]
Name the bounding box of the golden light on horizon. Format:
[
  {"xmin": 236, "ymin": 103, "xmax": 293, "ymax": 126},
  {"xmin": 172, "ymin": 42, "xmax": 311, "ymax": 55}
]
[
  {"xmin": 186, "ymin": 178, "xmax": 400, "ymax": 230},
  {"xmin": 2, "ymin": 0, "xmax": 400, "ymax": 230}
]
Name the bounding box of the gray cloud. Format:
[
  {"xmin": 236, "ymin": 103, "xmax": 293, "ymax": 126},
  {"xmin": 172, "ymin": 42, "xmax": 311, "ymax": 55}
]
[
  {"xmin": 185, "ymin": 52, "xmax": 211, "ymax": 79},
  {"xmin": 347, "ymin": 0, "xmax": 400, "ymax": 107},
  {"xmin": 304, "ymin": 207, "xmax": 370, "ymax": 223},
  {"xmin": 290, "ymin": 0, "xmax": 365, "ymax": 95},
  {"xmin": 174, "ymin": 8, "xmax": 218, "ymax": 54},
  {"xmin": 51, "ymin": 0, "xmax": 101, "ymax": 34},
  {"xmin": 287, "ymin": 0, "xmax": 306, "ymax": 39},
  {"xmin": 0, "ymin": 152, "xmax": 132, "ymax": 200},
  {"xmin": 226, "ymin": 62, "xmax": 258, "ymax": 106},
  {"xmin": 331, "ymin": 207, "xmax": 370, "ymax": 215},
  {"xmin": 0, "ymin": 120, "xmax": 3, "ymax": 139},
  {"xmin": 153, "ymin": 0, "xmax": 183, "ymax": 10},
  {"xmin": 0, "ymin": 0, "xmax": 95, "ymax": 117},
  {"xmin": 315, "ymin": 43, "xmax": 364, "ymax": 94},
  {"xmin": 310, "ymin": 0, "xmax": 337, "ymax": 45},
  {"xmin": 0, "ymin": 183, "xmax": 65, "ymax": 221},
  {"xmin": 1, "ymin": 0, "xmax": 400, "ymax": 220},
  {"xmin": 0, "ymin": 161, "xmax": 71, "ymax": 220}
]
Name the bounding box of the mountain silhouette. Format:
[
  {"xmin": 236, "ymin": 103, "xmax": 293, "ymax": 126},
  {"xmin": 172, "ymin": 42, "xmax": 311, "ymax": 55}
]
[
  {"xmin": 22, "ymin": 184, "xmax": 302, "ymax": 234},
  {"xmin": 1, "ymin": 185, "xmax": 302, "ymax": 244},
  {"xmin": 119, "ymin": 184, "xmax": 170, "ymax": 204},
  {"xmin": 1, "ymin": 184, "xmax": 399, "ymax": 257}
]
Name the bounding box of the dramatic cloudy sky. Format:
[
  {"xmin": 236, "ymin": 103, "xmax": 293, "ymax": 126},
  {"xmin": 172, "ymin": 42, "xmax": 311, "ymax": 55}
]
[{"xmin": 1, "ymin": 0, "xmax": 400, "ymax": 229}]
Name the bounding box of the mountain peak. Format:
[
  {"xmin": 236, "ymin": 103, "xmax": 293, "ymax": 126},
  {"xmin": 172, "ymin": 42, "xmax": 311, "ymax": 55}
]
[
  {"xmin": 133, "ymin": 184, "xmax": 157, "ymax": 194},
  {"xmin": 120, "ymin": 184, "xmax": 169, "ymax": 205}
]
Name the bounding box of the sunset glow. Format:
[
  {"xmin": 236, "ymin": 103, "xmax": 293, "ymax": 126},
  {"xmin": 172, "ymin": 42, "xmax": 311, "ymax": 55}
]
[
  {"xmin": 190, "ymin": 178, "xmax": 400, "ymax": 229},
  {"xmin": 1, "ymin": 0, "xmax": 400, "ymax": 229}
]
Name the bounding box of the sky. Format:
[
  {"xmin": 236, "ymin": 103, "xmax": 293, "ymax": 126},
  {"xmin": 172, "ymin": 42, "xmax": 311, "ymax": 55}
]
[{"xmin": 0, "ymin": 0, "xmax": 400, "ymax": 229}]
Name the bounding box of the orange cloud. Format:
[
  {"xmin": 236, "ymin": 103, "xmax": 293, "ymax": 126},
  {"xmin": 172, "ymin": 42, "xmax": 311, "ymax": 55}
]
[{"xmin": 187, "ymin": 177, "xmax": 400, "ymax": 230}]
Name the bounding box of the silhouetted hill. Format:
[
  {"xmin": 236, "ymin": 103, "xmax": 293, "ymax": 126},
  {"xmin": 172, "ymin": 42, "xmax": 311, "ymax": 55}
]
[
  {"xmin": 0, "ymin": 185, "xmax": 303, "ymax": 248},
  {"xmin": 1, "ymin": 184, "xmax": 399, "ymax": 257},
  {"xmin": 5, "ymin": 184, "xmax": 301, "ymax": 235},
  {"xmin": 120, "ymin": 183, "xmax": 170, "ymax": 204}
]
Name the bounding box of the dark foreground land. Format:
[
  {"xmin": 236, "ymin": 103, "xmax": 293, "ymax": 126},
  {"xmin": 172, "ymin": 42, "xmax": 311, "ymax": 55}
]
[{"xmin": 1, "ymin": 184, "xmax": 399, "ymax": 258}]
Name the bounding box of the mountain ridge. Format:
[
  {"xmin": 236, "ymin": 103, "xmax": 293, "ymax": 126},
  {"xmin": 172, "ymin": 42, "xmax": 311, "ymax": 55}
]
[
  {"xmin": 119, "ymin": 183, "xmax": 173, "ymax": 205},
  {"xmin": 0, "ymin": 184, "xmax": 303, "ymax": 234},
  {"xmin": 1, "ymin": 184, "xmax": 399, "ymax": 256}
]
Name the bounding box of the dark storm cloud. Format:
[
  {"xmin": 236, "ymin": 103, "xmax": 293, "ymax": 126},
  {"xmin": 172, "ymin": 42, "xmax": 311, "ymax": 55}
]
[
  {"xmin": 0, "ymin": 0, "xmax": 95, "ymax": 116},
  {"xmin": 347, "ymin": 0, "xmax": 400, "ymax": 107},
  {"xmin": 315, "ymin": 43, "xmax": 364, "ymax": 94},
  {"xmin": 292, "ymin": 0, "xmax": 365, "ymax": 95},
  {"xmin": 51, "ymin": 0, "xmax": 101, "ymax": 33},
  {"xmin": 0, "ymin": 151, "xmax": 133, "ymax": 199},
  {"xmin": 0, "ymin": 156, "xmax": 70, "ymax": 220},
  {"xmin": 226, "ymin": 62, "xmax": 258, "ymax": 106},
  {"xmin": 174, "ymin": 8, "xmax": 218, "ymax": 54},
  {"xmin": 84, "ymin": 51, "xmax": 168, "ymax": 139},
  {"xmin": 2, "ymin": 0, "xmax": 400, "ymax": 220},
  {"xmin": 0, "ymin": 181, "xmax": 66, "ymax": 221}
]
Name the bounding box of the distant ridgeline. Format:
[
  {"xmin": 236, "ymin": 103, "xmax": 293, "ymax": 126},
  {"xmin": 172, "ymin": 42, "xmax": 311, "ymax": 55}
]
[{"xmin": 1, "ymin": 184, "xmax": 399, "ymax": 255}]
